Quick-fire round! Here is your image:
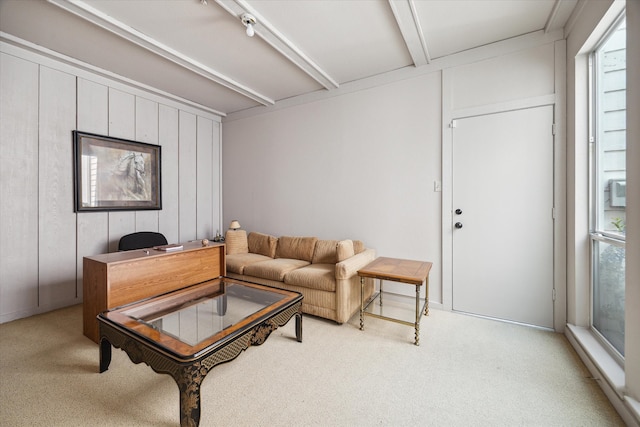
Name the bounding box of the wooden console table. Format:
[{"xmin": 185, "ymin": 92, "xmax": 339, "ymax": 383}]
[{"xmin": 83, "ymin": 241, "xmax": 225, "ymax": 343}]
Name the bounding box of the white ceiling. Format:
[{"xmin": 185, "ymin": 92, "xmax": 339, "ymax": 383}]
[{"xmin": 0, "ymin": 0, "xmax": 578, "ymax": 116}]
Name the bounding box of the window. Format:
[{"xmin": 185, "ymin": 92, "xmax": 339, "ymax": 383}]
[{"xmin": 589, "ymin": 15, "xmax": 626, "ymax": 359}]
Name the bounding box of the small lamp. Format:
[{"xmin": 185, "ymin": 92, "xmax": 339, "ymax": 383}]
[{"xmin": 229, "ymin": 220, "xmax": 241, "ymax": 230}]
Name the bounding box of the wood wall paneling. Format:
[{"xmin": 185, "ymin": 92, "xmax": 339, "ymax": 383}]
[
  {"xmin": 212, "ymin": 121, "xmax": 221, "ymax": 233},
  {"xmin": 158, "ymin": 105, "xmax": 180, "ymax": 244},
  {"xmin": 134, "ymin": 96, "xmax": 160, "ymax": 232},
  {"xmin": 0, "ymin": 54, "xmax": 39, "ymax": 320},
  {"xmin": 38, "ymin": 66, "xmax": 78, "ymax": 307},
  {"xmin": 76, "ymin": 78, "xmax": 109, "ymax": 300},
  {"xmin": 197, "ymin": 116, "xmax": 214, "ymax": 239},
  {"xmin": 179, "ymin": 111, "xmax": 197, "ymax": 242},
  {"xmin": 0, "ymin": 45, "xmax": 222, "ymax": 323},
  {"xmin": 135, "ymin": 96, "xmax": 159, "ymax": 144},
  {"xmin": 107, "ymin": 88, "xmax": 136, "ymax": 252}
]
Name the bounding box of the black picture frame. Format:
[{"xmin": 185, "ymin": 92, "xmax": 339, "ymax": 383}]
[{"xmin": 73, "ymin": 131, "xmax": 161, "ymax": 212}]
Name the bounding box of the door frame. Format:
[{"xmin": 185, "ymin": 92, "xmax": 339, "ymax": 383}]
[{"xmin": 440, "ymin": 44, "xmax": 567, "ymax": 332}]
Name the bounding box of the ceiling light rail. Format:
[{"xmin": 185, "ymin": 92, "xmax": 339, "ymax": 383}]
[
  {"xmin": 47, "ymin": 0, "xmax": 274, "ymax": 106},
  {"xmin": 216, "ymin": 0, "xmax": 339, "ymax": 90}
]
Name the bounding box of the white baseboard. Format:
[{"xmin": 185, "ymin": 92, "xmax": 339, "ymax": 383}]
[{"xmin": 0, "ymin": 298, "xmax": 81, "ymax": 324}]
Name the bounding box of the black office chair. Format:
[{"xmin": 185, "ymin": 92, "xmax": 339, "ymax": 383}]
[{"xmin": 118, "ymin": 231, "xmax": 168, "ymax": 251}]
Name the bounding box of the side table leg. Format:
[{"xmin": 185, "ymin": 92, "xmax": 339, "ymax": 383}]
[
  {"xmin": 359, "ymin": 276, "xmax": 364, "ymax": 331},
  {"xmin": 424, "ymin": 277, "xmax": 430, "ymax": 316},
  {"xmin": 414, "ymin": 285, "xmax": 420, "ymax": 346},
  {"xmin": 415, "ymin": 286, "xmax": 422, "ymax": 345},
  {"xmin": 99, "ymin": 338, "xmax": 112, "ymax": 373}
]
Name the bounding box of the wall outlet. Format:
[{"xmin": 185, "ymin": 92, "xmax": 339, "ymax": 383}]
[{"xmin": 434, "ymin": 180, "xmax": 442, "ymax": 192}]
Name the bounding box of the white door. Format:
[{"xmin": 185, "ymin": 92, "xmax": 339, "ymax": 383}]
[{"xmin": 452, "ymin": 106, "xmax": 554, "ymax": 328}]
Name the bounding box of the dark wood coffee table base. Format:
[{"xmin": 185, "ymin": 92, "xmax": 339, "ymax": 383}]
[{"xmin": 99, "ymin": 302, "xmax": 302, "ymax": 427}]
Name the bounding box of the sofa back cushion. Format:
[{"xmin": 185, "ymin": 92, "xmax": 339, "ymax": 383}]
[
  {"xmin": 225, "ymin": 230, "xmax": 248, "ymax": 254},
  {"xmin": 353, "ymin": 240, "xmax": 365, "ymax": 254},
  {"xmin": 248, "ymin": 232, "xmax": 278, "ymax": 258},
  {"xmin": 337, "ymin": 239, "xmax": 355, "ymax": 262},
  {"xmin": 312, "ymin": 240, "xmax": 339, "ymax": 264},
  {"xmin": 276, "ymin": 236, "xmax": 318, "ymax": 262}
]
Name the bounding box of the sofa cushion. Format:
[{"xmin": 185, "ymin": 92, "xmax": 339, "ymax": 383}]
[
  {"xmin": 312, "ymin": 240, "xmax": 338, "ymax": 264},
  {"xmin": 275, "ymin": 236, "xmax": 318, "ymax": 262},
  {"xmin": 284, "ymin": 264, "xmax": 336, "ymax": 292},
  {"xmin": 243, "ymin": 258, "xmax": 310, "ymax": 281},
  {"xmin": 225, "ymin": 230, "xmax": 248, "ymax": 255},
  {"xmin": 248, "ymin": 232, "xmax": 277, "ymax": 258},
  {"xmin": 226, "ymin": 253, "xmax": 272, "ymax": 274},
  {"xmin": 336, "ymin": 240, "xmax": 355, "ymax": 262},
  {"xmin": 353, "ymin": 240, "xmax": 365, "ymax": 254}
]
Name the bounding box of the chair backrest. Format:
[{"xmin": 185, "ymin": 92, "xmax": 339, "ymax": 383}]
[{"xmin": 118, "ymin": 232, "xmax": 168, "ymax": 251}]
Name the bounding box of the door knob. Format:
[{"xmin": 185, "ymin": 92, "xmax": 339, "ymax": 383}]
[
  {"xmin": 455, "ymin": 222, "xmax": 463, "ymax": 229},
  {"xmin": 455, "ymin": 209, "xmax": 463, "ymax": 215}
]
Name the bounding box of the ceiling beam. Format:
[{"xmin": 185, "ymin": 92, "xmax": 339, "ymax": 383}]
[
  {"xmin": 388, "ymin": 0, "xmax": 430, "ymax": 66},
  {"xmin": 215, "ymin": 0, "xmax": 339, "ymax": 90},
  {"xmin": 544, "ymin": 0, "xmax": 563, "ymax": 33},
  {"xmin": 47, "ymin": 0, "xmax": 274, "ymax": 106}
]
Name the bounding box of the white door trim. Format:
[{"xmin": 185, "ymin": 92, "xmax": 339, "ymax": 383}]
[{"xmin": 440, "ymin": 40, "xmax": 567, "ymax": 331}]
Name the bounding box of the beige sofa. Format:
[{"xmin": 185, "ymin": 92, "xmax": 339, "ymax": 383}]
[{"xmin": 225, "ymin": 230, "xmax": 375, "ymax": 324}]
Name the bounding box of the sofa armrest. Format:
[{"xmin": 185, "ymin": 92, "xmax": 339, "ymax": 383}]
[{"xmin": 335, "ymin": 248, "xmax": 376, "ymax": 279}]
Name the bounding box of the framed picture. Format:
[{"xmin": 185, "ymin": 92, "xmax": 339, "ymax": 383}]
[{"xmin": 73, "ymin": 131, "xmax": 161, "ymax": 212}]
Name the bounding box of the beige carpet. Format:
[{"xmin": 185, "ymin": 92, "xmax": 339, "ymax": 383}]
[{"xmin": 0, "ymin": 304, "xmax": 623, "ymax": 427}]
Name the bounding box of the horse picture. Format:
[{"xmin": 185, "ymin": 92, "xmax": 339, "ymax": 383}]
[
  {"xmin": 105, "ymin": 151, "xmax": 150, "ymax": 201},
  {"xmin": 74, "ymin": 131, "xmax": 161, "ymax": 211}
]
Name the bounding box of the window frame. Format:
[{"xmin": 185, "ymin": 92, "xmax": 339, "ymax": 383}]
[{"xmin": 588, "ymin": 11, "xmax": 626, "ymax": 366}]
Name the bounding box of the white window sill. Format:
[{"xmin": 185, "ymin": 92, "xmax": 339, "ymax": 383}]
[{"xmin": 566, "ymin": 324, "xmax": 640, "ymax": 426}]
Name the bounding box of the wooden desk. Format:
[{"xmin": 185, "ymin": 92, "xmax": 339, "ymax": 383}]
[
  {"xmin": 358, "ymin": 257, "xmax": 432, "ymax": 345},
  {"xmin": 83, "ymin": 241, "xmax": 225, "ymax": 343}
]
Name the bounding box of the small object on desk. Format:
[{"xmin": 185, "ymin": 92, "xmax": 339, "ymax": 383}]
[
  {"xmin": 201, "ymin": 239, "xmax": 209, "ymax": 246},
  {"xmin": 153, "ymin": 243, "xmax": 184, "ymax": 252}
]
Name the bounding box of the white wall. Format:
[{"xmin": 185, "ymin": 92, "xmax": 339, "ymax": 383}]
[
  {"xmin": 222, "ymin": 39, "xmax": 561, "ymax": 308},
  {"xmin": 0, "ymin": 41, "xmax": 222, "ymax": 324},
  {"xmin": 223, "ymin": 72, "xmax": 443, "ymax": 301}
]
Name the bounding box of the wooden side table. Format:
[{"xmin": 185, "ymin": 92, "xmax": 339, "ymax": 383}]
[{"xmin": 358, "ymin": 257, "xmax": 433, "ymax": 345}]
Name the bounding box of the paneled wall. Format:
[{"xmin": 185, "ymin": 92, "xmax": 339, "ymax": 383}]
[{"xmin": 0, "ymin": 43, "xmax": 222, "ymax": 323}]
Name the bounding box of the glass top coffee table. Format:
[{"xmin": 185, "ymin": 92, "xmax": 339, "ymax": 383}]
[{"xmin": 97, "ymin": 277, "xmax": 302, "ymax": 427}]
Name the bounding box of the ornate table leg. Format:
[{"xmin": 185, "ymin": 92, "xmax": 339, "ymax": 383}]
[
  {"xmin": 175, "ymin": 362, "xmax": 204, "ymax": 427},
  {"xmin": 99, "ymin": 337, "xmax": 112, "ymax": 373}
]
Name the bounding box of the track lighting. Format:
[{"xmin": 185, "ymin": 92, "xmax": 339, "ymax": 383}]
[{"xmin": 241, "ymin": 13, "xmax": 256, "ymax": 37}]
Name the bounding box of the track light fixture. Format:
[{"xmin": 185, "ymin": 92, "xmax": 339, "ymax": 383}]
[{"xmin": 241, "ymin": 13, "xmax": 256, "ymax": 37}]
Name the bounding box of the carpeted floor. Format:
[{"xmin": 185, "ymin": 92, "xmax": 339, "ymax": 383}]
[{"xmin": 0, "ymin": 304, "xmax": 624, "ymax": 426}]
